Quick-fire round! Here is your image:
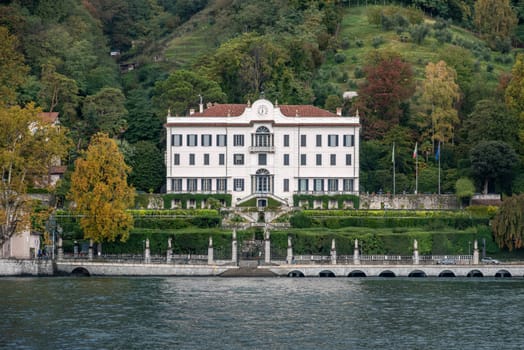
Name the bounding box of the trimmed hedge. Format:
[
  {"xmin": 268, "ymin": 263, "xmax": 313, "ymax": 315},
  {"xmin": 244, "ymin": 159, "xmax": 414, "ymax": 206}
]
[{"xmin": 293, "ymin": 194, "xmax": 359, "ymax": 209}]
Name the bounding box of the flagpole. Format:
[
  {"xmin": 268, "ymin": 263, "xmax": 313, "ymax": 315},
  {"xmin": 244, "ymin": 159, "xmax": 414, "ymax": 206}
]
[
  {"xmin": 438, "ymin": 141, "xmax": 441, "ymax": 195},
  {"xmin": 392, "ymin": 142, "xmax": 396, "ymax": 196}
]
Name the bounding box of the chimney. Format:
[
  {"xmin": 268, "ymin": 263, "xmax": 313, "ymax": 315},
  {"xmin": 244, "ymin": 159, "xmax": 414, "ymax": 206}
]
[
  {"xmin": 189, "ymin": 108, "xmax": 195, "ymax": 115},
  {"xmin": 199, "ymin": 94, "xmax": 203, "ymax": 113},
  {"xmin": 336, "ymin": 107, "xmax": 342, "ymax": 116}
]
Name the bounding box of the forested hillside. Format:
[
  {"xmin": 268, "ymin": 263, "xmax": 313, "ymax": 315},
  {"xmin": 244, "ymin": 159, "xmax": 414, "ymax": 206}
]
[{"xmin": 1, "ymin": 0, "xmax": 524, "ymax": 197}]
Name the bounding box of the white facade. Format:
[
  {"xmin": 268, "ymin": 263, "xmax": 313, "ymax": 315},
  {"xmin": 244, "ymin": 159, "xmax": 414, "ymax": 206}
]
[{"xmin": 165, "ymin": 99, "xmax": 360, "ymax": 207}]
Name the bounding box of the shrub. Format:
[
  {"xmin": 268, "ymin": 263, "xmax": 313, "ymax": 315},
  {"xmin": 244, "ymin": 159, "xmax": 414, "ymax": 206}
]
[
  {"xmin": 354, "ymin": 66, "xmax": 364, "ymax": 78},
  {"xmin": 334, "ymin": 52, "xmax": 346, "ymax": 64},
  {"xmin": 409, "ymin": 23, "xmax": 430, "ymax": 45},
  {"xmin": 355, "ymin": 39, "xmax": 364, "ymax": 48},
  {"xmin": 372, "ymin": 36, "xmax": 385, "ymax": 48},
  {"xmin": 290, "ymin": 212, "xmax": 312, "ymax": 228}
]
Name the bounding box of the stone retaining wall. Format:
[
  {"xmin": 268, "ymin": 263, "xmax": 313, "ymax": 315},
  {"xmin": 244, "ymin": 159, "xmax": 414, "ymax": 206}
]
[
  {"xmin": 0, "ymin": 259, "xmax": 54, "ymax": 276},
  {"xmin": 359, "ymin": 194, "xmax": 458, "ymax": 210}
]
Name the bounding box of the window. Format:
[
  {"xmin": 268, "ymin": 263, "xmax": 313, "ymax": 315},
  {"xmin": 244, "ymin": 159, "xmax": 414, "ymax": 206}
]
[
  {"xmin": 217, "ymin": 134, "xmax": 227, "ymax": 146},
  {"xmin": 283, "ymin": 154, "xmax": 290, "ymax": 166},
  {"xmin": 201, "ymin": 134, "xmax": 212, "ymax": 146},
  {"xmin": 283, "ymin": 179, "xmax": 289, "ymax": 192},
  {"xmin": 328, "ymin": 179, "xmax": 338, "ymax": 192},
  {"xmin": 171, "ymin": 179, "xmax": 182, "ymax": 191},
  {"xmin": 233, "ymin": 134, "xmax": 244, "ymax": 146},
  {"xmin": 300, "ymin": 134, "xmax": 307, "ymax": 147},
  {"xmin": 330, "ymin": 154, "xmax": 336, "ymax": 166},
  {"xmin": 314, "ymin": 179, "xmax": 324, "ymax": 192},
  {"xmin": 316, "ymin": 134, "xmax": 322, "ymax": 147},
  {"xmin": 187, "ymin": 178, "xmax": 197, "ymax": 192},
  {"xmin": 283, "ymin": 134, "xmax": 290, "ymax": 147},
  {"xmin": 187, "ymin": 134, "xmax": 197, "ymax": 146},
  {"xmin": 189, "ymin": 153, "xmax": 195, "ymax": 165},
  {"xmin": 298, "ymin": 179, "xmax": 308, "ymax": 192},
  {"xmin": 316, "ymin": 154, "xmax": 322, "ymax": 166},
  {"xmin": 254, "ymin": 126, "xmax": 271, "ymax": 147},
  {"xmin": 216, "ymin": 178, "xmax": 227, "ymax": 192},
  {"xmin": 203, "ymin": 153, "xmax": 210, "ymax": 165},
  {"xmin": 233, "ymin": 154, "xmax": 244, "ymax": 165},
  {"xmin": 346, "ymin": 154, "xmax": 352, "ymax": 166},
  {"xmin": 219, "ymin": 153, "xmax": 225, "ymax": 165},
  {"xmin": 234, "ymin": 178, "xmax": 245, "ymax": 191},
  {"xmin": 343, "ymin": 134, "xmax": 355, "ymax": 147},
  {"xmin": 343, "ymin": 179, "xmax": 354, "ymax": 192},
  {"xmin": 258, "ymin": 153, "xmax": 267, "ymax": 165},
  {"xmin": 171, "ymin": 134, "xmax": 182, "ymax": 146},
  {"xmin": 201, "ymin": 178, "xmax": 212, "ymax": 192},
  {"xmin": 328, "ymin": 134, "xmax": 339, "ymax": 147},
  {"xmin": 174, "ymin": 153, "xmax": 180, "ymax": 165},
  {"xmin": 300, "ymin": 154, "xmax": 307, "ymax": 165}
]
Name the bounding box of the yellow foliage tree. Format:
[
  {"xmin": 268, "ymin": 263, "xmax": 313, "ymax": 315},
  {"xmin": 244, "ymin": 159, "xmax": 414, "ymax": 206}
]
[
  {"xmin": 69, "ymin": 133, "xmax": 135, "ymax": 243},
  {"xmin": 474, "ymin": 0, "xmax": 517, "ymax": 45},
  {"xmin": 0, "ymin": 103, "xmax": 71, "ymax": 252},
  {"xmin": 419, "ymin": 60, "xmax": 460, "ymax": 150}
]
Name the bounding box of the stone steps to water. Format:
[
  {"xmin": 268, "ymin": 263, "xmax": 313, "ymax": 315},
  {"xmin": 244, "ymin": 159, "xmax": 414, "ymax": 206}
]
[{"xmin": 220, "ymin": 267, "xmax": 277, "ymax": 277}]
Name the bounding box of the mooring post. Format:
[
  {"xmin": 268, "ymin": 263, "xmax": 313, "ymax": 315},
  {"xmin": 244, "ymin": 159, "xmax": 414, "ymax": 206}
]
[
  {"xmin": 286, "ymin": 235, "xmax": 293, "ymax": 264},
  {"xmin": 473, "ymin": 239, "xmax": 479, "ymax": 265},
  {"xmin": 166, "ymin": 237, "xmax": 172, "ymax": 263},
  {"xmin": 57, "ymin": 236, "xmax": 63, "ymax": 261},
  {"xmin": 145, "ymin": 238, "xmax": 151, "ymax": 264},
  {"xmin": 264, "ymin": 226, "xmax": 271, "ymax": 264},
  {"xmin": 353, "ymin": 239, "xmax": 360, "ymax": 265},
  {"xmin": 331, "ymin": 238, "xmax": 337, "ymax": 265},
  {"xmin": 208, "ymin": 236, "xmax": 214, "ymax": 265},
  {"xmin": 232, "ymin": 229, "xmax": 237, "ymax": 265},
  {"xmin": 413, "ymin": 239, "xmax": 419, "ymax": 265},
  {"xmin": 88, "ymin": 239, "xmax": 93, "ymax": 260}
]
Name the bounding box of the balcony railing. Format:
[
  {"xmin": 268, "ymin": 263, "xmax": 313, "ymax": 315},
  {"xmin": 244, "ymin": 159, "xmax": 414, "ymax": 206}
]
[{"xmin": 249, "ymin": 146, "xmax": 274, "ymax": 153}]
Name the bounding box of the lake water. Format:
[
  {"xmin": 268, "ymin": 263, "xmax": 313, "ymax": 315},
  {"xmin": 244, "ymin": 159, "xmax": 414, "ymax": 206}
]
[{"xmin": 1, "ymin": 277, "xmax": 523, "ymax": 350}]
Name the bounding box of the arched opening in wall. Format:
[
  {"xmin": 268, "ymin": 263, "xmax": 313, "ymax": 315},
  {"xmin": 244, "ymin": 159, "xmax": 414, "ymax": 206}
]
[
  {"xmin": 319, "ymin": 270, "xmax": 336, "ymax": 277},
  {"xmin": 288, "ymin": 270, "xmax": 305, "ymax": 277},
  {"xmin": 467, "ymin": 270, "xmax": 484, "ymax": 277},
  {"xmin": 378, "ymin": 270, "xmax": 396, "ymax": 277},
  {"xmin": 495, "ymin": 270, "xmax": 512, "ymax": 278},
  {"xmin": 438, "ymin": 270, "xmax": 456, "ymax": 277},
  {"xmin": 348, "ymin": 270, "xmax": 366, "ymax": 277},
  {"xmin": 408, "ymin": 270, "xmax": 427, "ymax": 277},
  {"xmin": 71, "ymin": 267, "xmax": 90, "ymax": 277}
]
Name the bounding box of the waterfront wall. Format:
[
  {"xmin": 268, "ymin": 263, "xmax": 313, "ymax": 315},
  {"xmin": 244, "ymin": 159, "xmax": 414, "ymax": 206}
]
[{"xmin": 0, "ymin": 259, "xmax": 54, "ymax": 276}]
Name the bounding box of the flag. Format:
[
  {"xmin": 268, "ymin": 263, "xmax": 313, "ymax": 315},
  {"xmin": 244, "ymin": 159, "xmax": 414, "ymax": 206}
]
[
  {"xmin": 435, "ymin": 142, "xmax": 440, "ymax": 161},
  {"xmin": 392, "ymin": 142, "xmax": 395, "ymax": 163},
  {"xmin": 413, "ymin": 142, "xmax": 418, "ymax": 159}
]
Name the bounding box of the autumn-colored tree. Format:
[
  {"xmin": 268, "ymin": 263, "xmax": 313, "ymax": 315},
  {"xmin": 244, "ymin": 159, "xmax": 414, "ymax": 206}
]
[
  {"xmin": 0, "ymin": 103, "xmax": 71, "ymax": 255},
  {"xmin": 492, "ymin": 194, "xmax": 524, "ymax": 251},
  {"xmin": 68, "ymin": 133, "xmax": 135, "ymax": 243},
  {"xmin": 0, "ymin": 26, "xmax": 29, "ymax": 106},
  {"xmin": 474, "ymin": 0, "xmax": 517, "ymax": 49},
  {"xmin": 419, "ymin": 60, "xmax": 460, "ymax": 148},
  {"xmin": 356, "ymin": 51, "xmax": 415, "ymax": 139}
]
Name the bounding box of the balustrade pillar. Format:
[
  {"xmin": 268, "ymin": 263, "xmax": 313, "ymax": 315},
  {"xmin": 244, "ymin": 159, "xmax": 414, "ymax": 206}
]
[
  {"xmin": 264, "ymin": 227, "xmax": 271, "ymax": 264},
  {"xmin": 167, "ymin": 237, "xmax": 173, "ymax": 263},
  {"xmin": 286, "ymin": 236, "xmax": 293, "ymax": 264},
  {"xmin": 353, "ymin": 239, "xmax": 360, "ymax": 265},
  {"xmin": 473, "ymin": 239, "xmax": 479, "ymax": 265},
  {"xmin": 413, "ymin": 239, "xmax": 419, "ymax": 265},
  {"xmin": 57, "ymin": 236, "xmax": 63, "ymax": 261},
  {"xmin": 145, "ymin": 238, "xmax": 151, "ymax": 264},
  {"xmin": 232, "ymin": 230, "xmax": 237, "ymax": 265},
  {"xmin": 330, "ymin": 238, "xmax": 337, "ymax": 265},
  {"xmin": 208, "ymin": 236, "xmax": 214, "ymax": 265},
  {"xmin": 88, "ymin": 239, "xmax": 93, "ymax": 260}
]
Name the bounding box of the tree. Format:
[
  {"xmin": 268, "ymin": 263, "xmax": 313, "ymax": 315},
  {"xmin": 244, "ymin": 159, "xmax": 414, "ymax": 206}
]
[
  {"xmin": 505, "ymin": 53, "xmax": 524, "ymax": 144},
  {"xmin": 455, "ymin": 177, "xmax": 475, "ymax": 207},
  {"xmin": 492, "ymin": 194, "xmax": 524, "ymax": 251},
  {"xmin": 68, "ymin": 133, "xmax": 135, "ymax": 243},
  {"xmin": 0, "ymin": 26, "xmax": 29, "ymax": 106},
  {"xmin": 0, "ymin": 103, "xmax": 71, "ymax": 254},
  {"xmin": 38, "ymin": 63, "xmax": 79, "ymax": 114},
  {"xmin": 153, "ymin": 70, "xmax": 226, "ymax": 116},
  {"xmin": 82, "ymin": 87, "xmax": 128, "ymax": 138},
  {"xmin": 470, "ymin": 140, "xmax": 518, "ymax": 194},
  {"xmin": 419, "ymin": 60, "xmax": 460, "ymax": 148},
  {"xmin": 128, "ymin": 141, "xmax": 165, "ymax": 193},
  {"xmin": 356, "ymin": 51, "xmax": 415, "ymax": 139},
  {"xmin": 474, "ymin": 0, "xmax": 517, "ymax": 50},
  {"xmin": 465, "ymin": 99, "xmax": 519, "ymax": 149}
]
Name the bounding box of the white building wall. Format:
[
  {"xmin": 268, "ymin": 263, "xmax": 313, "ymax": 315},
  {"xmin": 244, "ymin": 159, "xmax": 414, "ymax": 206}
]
[{"xmin": 165, "ymin": 99, "xmax": 360, "ymax": 207}]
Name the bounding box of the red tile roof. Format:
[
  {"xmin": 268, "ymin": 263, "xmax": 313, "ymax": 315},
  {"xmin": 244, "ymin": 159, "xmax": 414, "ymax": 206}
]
[
  {"xmin": 49, "ymin": 165, "xmax": 66, "ymax": 174},
  {"xmin": 189, "ymin": 104, "xmax": 337, "ymax": 117},
  {"xmin": 37, "ymin": 112, "xmax": 59, "ymax": 124}
]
